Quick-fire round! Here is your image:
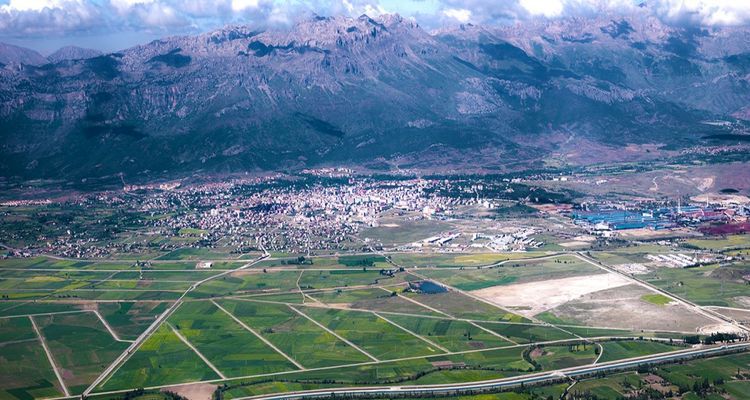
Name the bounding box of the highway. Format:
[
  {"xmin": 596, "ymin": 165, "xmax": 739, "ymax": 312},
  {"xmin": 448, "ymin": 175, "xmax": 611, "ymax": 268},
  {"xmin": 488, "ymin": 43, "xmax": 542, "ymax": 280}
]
[{"xmin": 238, "ymin": 343, "xmax": 750, "ymax": 400}]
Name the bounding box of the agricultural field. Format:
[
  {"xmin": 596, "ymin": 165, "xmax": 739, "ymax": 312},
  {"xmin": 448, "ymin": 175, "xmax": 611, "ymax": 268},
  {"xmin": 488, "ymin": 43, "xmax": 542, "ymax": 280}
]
[
  {"xmin": 570, "ymin": 352, "xmax": 750, "ymax": 399},
  {"xmin": 597, "ymin": 340, "xmax": 684, "ymax": 363},
  {"xmin": 188, "ymin": 270, "xmax": 302, "ymax": 297},
  {"xmin": 641, "ymin": 262, "xmax": 750, "ymax": 308},
  {"xmin": 156, "ymin": 248, "xmax": 242, "ymax": 261},
  {"xmin": 214, "ymin": 299, "xmax": 372, "ymax": 368},
  {"xmin": 0, "ymin": 247, "xmax": 746, "ymax": 400},
  {"xmin": 101, "ymin": 325, "xmax": 220, "ymax": 391},
  {"xmin": 97, "ymin": 302, "xmax": 170, "ymax": 340},
  {"xmin": 166, "ymin": 301, "xmax": 298, "ymax": 377},
  {"xmin": 529, "ymin": 343, "xmax": 597, "ymax": 370},
  {"xmin": 298, "ymin": 269, "xmax": 414, "ymax": 290},
  {"xmin": 36, "ymin": 312, "xmax": 129, "ymax": 395},
  {"xmin": 383, "ymin": 315, "xmax": 513, "ymax": 351},
  {"xmin": 388, "ymin": 252, "xmax": 548, "ymax": 269},
  {"xmin": 476, "ymin": 322, "xmax": 576, "ymax": 344},
  {"xmin": 298, "ymin": 307, "xmax": 444, "ymax": 360},
  {"xmin": 0, "ymin": 316, "xmax": 35, "ymax": 342},
  {"xmin": 685, "ymin": 235, "xmax": 750, "ymax": 251},
  {"xmin": 0, "ymin": 335, "xmax": 66, "ymax": 399},
  {"xmin": 306, "ymin": 287, "xmax": 442, "ymax": 315}
]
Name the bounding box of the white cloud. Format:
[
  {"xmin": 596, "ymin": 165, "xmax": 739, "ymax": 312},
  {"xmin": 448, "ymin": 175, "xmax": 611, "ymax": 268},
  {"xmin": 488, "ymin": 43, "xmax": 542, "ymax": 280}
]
[
  {"xmin": 1, "ymin": 0, "xmax": 84, "ymax": 12},
  {"xmin": 443, "ymin": 7, "xmax": 471, "ymax": 22},
  {"xmin": 363, "ymin": 3, "xmax": 387, "ymax": 16},
  {"xmin": 654, "ymin": 0, "xmax": 750, "ymax": 25},
  {"xmin": 519, "ymin": 0, "xmax": 564, "ymax": 18},
  {"xmin": 231, "ymin": 0, "xmax": 259, "ymax": 12},
  {"xmin": 2, "ymin": 0, "xmax": 750, "ymax": 41}
]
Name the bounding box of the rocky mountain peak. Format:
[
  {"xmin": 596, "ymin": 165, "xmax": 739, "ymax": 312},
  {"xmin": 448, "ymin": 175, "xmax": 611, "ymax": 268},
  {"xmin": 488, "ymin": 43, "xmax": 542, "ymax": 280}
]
[
  {"xmin": 47, "ymin": 46, "xmax": 102, "ymax": 63},
  {"xmin": 0, "ymin": 42, "xmax": 47, "ymax": 66}
]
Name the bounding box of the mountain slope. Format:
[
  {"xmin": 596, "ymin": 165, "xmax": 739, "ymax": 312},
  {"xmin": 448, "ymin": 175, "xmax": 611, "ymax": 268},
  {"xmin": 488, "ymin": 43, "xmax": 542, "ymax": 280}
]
[
  {"xmin": 0, "ymin": 14, "xmax": 744, "ymax": 181},
  {"xmin": 47, "ymin": 46, "xmax": 102, "ymax": 63},
  {"xmin": 0, "ymin": 42, "xmax": 47, "ymax": 66}
]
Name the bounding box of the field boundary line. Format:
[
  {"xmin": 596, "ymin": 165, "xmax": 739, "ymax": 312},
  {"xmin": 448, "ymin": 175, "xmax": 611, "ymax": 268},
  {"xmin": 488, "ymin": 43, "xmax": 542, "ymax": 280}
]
[
  {"xmin": 30, "ymin": 315, "xmax": 70, "ymax": 397},
  {"xmin": 0, "ymin": 337, "xmax": 38, "ymax": 347},
  {"xmin": 0, "ymin": 309, "xmax": 90, "ymax": 320},
  {"xmin": 299, "ymin": 292, "xmax": 323, "ymax": 304},
  {"xmin": 167, "ymin": 322, "xmax": 227, "ymax": 380},
  {"xmin": 85, "ymin": 336, "xmax": 721, "ymax": 399},
  {"xmin": 376, "ymin": 287, "xmax": 453, "ymax": 318},
  {"xmin": 82, "ymin": 250, "xmax": 270, "ymax": 396},
  {"xmin": 373, "ymin": 312, "xmax": 450, "ymax": 353},
  {"xmin": 467, "ymin": 321, "xmax": 519, "ymax": 345},
  {"xmin": 288, "ymin": 305, "xmax": 380, "ymax": 362},
  {"xmin": 92, "ymin": 310, "xmax": 134, "ymax": 343},
  {"xmin": 211, "ymin": 300, "xmax": 306, "ymax": 370}
]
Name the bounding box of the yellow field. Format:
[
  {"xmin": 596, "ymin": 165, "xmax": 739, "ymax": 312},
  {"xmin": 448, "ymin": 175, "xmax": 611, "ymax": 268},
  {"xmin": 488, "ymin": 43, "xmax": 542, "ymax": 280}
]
[{"xmin": 452, "ymin": 252, "xmax": 548, "ymax": 266}]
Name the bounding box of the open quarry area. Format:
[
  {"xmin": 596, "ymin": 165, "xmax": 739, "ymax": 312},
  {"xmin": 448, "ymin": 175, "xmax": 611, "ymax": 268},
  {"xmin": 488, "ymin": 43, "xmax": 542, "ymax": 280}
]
[{"xmin": 1, "ymin": 167, "xmax": 750, "ymax": 400}]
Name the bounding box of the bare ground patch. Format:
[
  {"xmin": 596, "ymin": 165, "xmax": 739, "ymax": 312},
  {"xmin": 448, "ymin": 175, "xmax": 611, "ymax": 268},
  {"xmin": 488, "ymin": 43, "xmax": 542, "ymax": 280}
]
[
  {"xmin": 164, "ymin": 383, "xmax": 217, "ymax": 400},
  {"xmin": 706, "ymin": 307, "xmax": 750, "ymax": 326},
  {"xmin": 471, "ymin": 273, "xmax": 631, "ymax": 318},
  {"xmin": 544, "ymin": 284, "xmax": 716, "ymax": 332}
]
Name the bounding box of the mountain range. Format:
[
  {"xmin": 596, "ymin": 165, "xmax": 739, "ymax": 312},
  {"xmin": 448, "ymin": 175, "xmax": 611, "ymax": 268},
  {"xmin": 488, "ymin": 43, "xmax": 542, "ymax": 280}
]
[{"xmin": 1, "ymin": 10, "xmax": 749, "ymax": 182}]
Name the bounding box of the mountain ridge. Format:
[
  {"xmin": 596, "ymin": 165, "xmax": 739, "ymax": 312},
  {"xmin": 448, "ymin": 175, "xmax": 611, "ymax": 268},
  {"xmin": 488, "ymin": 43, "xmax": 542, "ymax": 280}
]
[{"xmin": 0, "ymin": 13, "xmax": 747, "ymax": 181}]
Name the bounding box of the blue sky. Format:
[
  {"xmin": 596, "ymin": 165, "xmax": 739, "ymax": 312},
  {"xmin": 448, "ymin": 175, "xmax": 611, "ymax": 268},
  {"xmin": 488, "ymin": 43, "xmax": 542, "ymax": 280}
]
[{"xmin": 2, "ymin": 0, "xmax": 750, "ymax": 53}]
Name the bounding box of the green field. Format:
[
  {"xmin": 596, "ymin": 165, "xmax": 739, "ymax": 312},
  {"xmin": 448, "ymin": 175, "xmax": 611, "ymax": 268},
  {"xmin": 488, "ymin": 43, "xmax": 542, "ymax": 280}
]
[
  {"xmin": 217, "ymin": 346, "xmax": 537, "ymax": 399},
  {"xmin": 167, "ymin": 301, "xmax": 298, "ymax": 377},
  {"xmin": 337, "ymin": 255, "xmax": 387, "ymax": 267},
  {"xmin": 384, "ymin": 315, "xmax": 512, "ymax": 351},
  {"xmin": 642, "ymin": 262, "xmax": 750, "ymax": 307},
  {"xmin": 477, "ymin": 322, "xmax": 576, "ymax": 344},
  {"xmin": 598, "ymin": 340, "xmax": 682, "ymax": 363},
  {"xmin": 308, "ymin": 288, "xmax": 441, "ymax": 315},
  {"xmin": 0, "ymin": 247, "xmax": 740, "ymax": 400},
  {"xmin": 298, "ymin": 270, "xmax": 412, "ymax": 290},
  {"xmin": 685, "ymin": 235, "xmax": 750, "ymax": 251},
  {"xmin": 566, "ymin": 352, "xmax": 750, "ymax": 399},
  {"xmin": 235, "ymin": 292, "xmax": 306, "ymax": 304},
  {"xmin": 188, "ymin": 270, "xmax": 301, "ymax": 298},
  {"xmin": 216, "ymin": 300, "xmax": 371, "ymax": 368},
  {"xmin": 530, "ymin": 343, "xmax": 597, "ymax": 370},
  {"xmin": 571, "ymin": 372, "xmax": 641, "ymax": 399},
  {"xmin": 156, "ymin": 248, "xmax": 238, "ymax": 260},
  {"xmin": 300, "ymin": 307, "xmax": 444, "ymax": 360},
  {"xmin": 0, "ymin": 302, "xmax": 84, "ymax": 317},
  {"xmin": 101, "ymin": 324, "xmax": 219, "ymax": 391},
  {"xmin": 0, "ymin": 317, "xmax": 35, "ymax": 343},
  {"xmin": 0, "ymin": 338, "xmax": 65, "ymax": 399},
  {"xmin": 37, "ymin": 312, "xmax": 128, "ymax": 395},
  {"xmin": 97, "ymin": 302, "xmax": 170, "ymax": 340},
  {"xmin": 641, "ymin": 293, "xmax": 673, "ymax": 306}
]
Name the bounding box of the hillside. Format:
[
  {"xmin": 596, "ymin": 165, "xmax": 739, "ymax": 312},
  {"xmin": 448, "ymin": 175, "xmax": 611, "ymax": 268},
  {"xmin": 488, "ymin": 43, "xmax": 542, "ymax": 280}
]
[{"xmin": 0, "ymin": 12, "xmax": 747, "ymax": 181}]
